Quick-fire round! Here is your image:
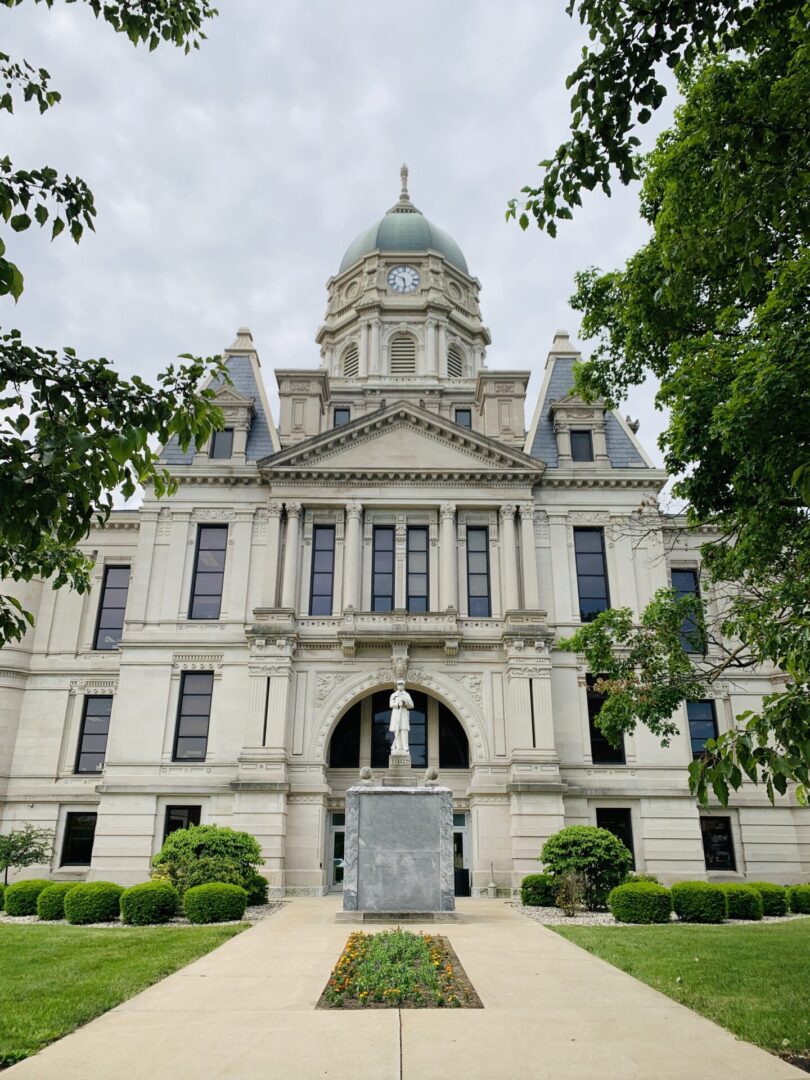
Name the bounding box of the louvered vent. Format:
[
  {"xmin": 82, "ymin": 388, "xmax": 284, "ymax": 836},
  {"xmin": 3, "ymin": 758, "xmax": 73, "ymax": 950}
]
[
  {"xmin": 342, "ymin": 344, "xmax": 359, "ymax": 378},
  {"xmin": 447, "ymin": 343, "xmax": 464, "ymax": 378},
  {"xmin": 390, "ymin": 335, "xmax": 416, "ymax": 375}
]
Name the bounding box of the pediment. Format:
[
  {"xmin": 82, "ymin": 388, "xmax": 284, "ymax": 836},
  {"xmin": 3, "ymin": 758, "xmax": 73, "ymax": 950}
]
[{"xmin": 213, "ymin": 384, "xmax": 254, "ymax": 407}]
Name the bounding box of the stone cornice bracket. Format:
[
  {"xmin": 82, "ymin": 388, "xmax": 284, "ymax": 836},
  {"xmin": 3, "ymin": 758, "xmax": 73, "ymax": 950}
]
[
  {"xmin": 391, "ymin": 643, "xmax": 409, "ymax": 679},
  {"xmin": 440, "ymin": 502, "xmax": 456, "ymax": 520}
]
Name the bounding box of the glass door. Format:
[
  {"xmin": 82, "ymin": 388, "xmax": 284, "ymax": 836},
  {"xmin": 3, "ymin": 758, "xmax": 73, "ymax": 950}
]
[
  {"xmin": 329, "ymin": 812, "xmax": 346, "ymax": 890},
  {"xmin": 453, "ymin": 812, "xmax": 470, "ymax": 896}
]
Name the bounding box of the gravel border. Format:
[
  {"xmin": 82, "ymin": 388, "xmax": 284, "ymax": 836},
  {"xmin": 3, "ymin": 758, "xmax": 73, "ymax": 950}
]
[
  {"xmin": 0, "ymin": 901, "xmax": 285, "ymax": 930},
  {"xmin": 512, "ymin": 902, "xmax": 810, "ymax": 928}
]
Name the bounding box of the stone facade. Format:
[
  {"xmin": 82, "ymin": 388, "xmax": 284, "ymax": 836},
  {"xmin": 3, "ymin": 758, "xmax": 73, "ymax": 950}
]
[{"xmin": 1, "ymin": 174, "xmax": 807, "ymax": 894}]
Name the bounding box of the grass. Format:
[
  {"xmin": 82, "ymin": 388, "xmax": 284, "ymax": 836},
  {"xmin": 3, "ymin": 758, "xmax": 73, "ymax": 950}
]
[
  {"xmin": 0, "ymin": 922, "xmax": 247, "ymax": 1066},
  {"xmin": 553, "ymin": 920, "xmax": 810, "ymax": 1055}
]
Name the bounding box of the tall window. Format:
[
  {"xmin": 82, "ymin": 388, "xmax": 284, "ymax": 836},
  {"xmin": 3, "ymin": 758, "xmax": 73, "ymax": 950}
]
[
  {"xmin": 439, "ymin": 703, "xmax": 469, "ymax": 768},
  {"xmin": 587, "ymin": 675, "xmax": 625, "ymax": 764},
  {"xmin": 371, "ymin": 689, "xmax": 427, "ymax": 768},
  {"xmin": 309, "ymin": 526, "xmax": 336, "ymax": 615},
  {"xmin": 372, "ymin": 526, "xmax": 395, "ymax": 612},
  {"xmin": 210, "ymin": 428, "xmax": 234, "ymax": 459},
  {"xmin": 342, "ymin": 343, "xmax": 359, "ymax": 378},
  {"xmin": 164, "ymin": 805, "xmax": 201, "ymax": 840},
  {"xmin": 333, "ymin": 407, "xmax": 351, "ymax": 427},
  {"xmin": 574, "ymin": 528, "xmax": 610, "ymax": 621},
  {"xmin": 189, "ymin": 526, "xmax": 227, "ymax": 619},
  {"xmin": 672, "ymin": 568, "xmax": 704, "ymax": 652},
  {"xmin": 455, "ymin": 408, "xmax": 472, "ymax": 429},
  {"xmin": 447, "ymin": 343, "xmax": 464, "ymax": 378},
  {"xmin": 595, "ymin": 807, "xmax": 635, "ymax": 868},
  {"xmin": 406, "ymin": 527, "xmax": 429, "ymax": 612},
  {"xmin": 687, "ymin": 700, "xmax": 718, "ymax": 758},
  {"xmin": 173, "ymin": 672, "xmax": 214, "ymax": 761},
  {"xmin": 390, "ymin": 334, "xmax": 416, "ymax": 375},
  {"xmin": 701, "ymin": 816, "xmax": 736, "ymax": 871},
  {"xmin": 61, "ymin": 812, "xmax": 96, "ymax": 866},
  {"xmin": 466, "ymin": 527, "xmax": 491, "ymax": 616},
  {"xmin": 570, "ymin": 430, "xmax": 594, "ymax": 462},
  {"xmin": 93, "ymin": 566, "xmax": 130, "ymax": 650},
  {"xmin": 75, "ymin": 696, "xmax": 112, "ymax": 774},
  {"xmin": 329, "ymin": 703, "xmax": 361, "ymax": 768}
]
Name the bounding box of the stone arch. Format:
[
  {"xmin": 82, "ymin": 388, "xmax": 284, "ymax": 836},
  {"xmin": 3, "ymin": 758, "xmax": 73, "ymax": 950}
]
[{"xmin": 311, "ymin": 666, "xmax": 489, "ymax": 765}]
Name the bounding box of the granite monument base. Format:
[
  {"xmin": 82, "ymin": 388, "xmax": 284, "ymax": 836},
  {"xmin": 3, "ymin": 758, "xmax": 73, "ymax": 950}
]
[{"xmin": 340, "ymin": 784, "xmax": 455, "ymax": 919}]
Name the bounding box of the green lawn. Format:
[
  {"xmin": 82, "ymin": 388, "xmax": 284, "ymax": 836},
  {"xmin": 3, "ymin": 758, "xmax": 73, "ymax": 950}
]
[
  {"xmin": 553, "ymin": 920, "xmax": 810, "ymax": 1054},
  {"xmin": 0, "ymin": 923, "xmax": 247, "ymax": 1066}
]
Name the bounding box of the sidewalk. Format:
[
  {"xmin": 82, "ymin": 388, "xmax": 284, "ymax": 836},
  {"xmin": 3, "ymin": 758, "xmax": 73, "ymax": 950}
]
[{"xmin": 10, "ymin": 897, "xmax": 804, "ymax": 1079}]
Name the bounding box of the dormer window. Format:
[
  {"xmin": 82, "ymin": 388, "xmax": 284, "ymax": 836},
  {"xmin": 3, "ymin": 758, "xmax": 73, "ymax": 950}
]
[
  {"xmin": 210, "ymin": 428, "xmax": 234, "ymax": 460},
  {"xmin": 455, "ymin": 408, "xmax": 472, "ymax": 429},
  {"xmin": 334, "ymin": 407, "xmax": 351, "ymax": 428},
  {"xmin": 570, "ymin": 430, "xmax": 594, "ymax": 462}
]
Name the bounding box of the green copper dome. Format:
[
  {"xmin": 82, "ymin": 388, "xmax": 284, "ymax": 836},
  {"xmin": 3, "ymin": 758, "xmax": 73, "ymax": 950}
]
[{"xmin": 339, "ymin": 166, "xmax": 469, "ymax": 275}]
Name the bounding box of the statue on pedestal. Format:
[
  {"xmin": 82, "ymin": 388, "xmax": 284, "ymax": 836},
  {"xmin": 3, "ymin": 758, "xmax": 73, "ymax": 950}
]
[{"xmin": 389, "ymin": 678, "xmax": 414, "ymax": 754}]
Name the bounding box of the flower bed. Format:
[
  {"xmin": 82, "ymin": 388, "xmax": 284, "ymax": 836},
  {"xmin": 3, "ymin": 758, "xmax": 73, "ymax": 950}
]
[{"xmin": 319, "ymin": 929, "xmax": 482, "ymax": 1009}]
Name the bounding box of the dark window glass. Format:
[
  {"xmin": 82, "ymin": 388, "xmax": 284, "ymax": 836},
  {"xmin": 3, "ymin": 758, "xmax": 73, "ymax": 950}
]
[
  {"xmin": 595, "ymin": 807, "xmax": 635, "ymax": 868},
  {"xmin": 164, "ymin": 805, "xmax": 201, "ymax": 840},
  {"xmin": 687, "ymin": 700, "xmax": 718, "ymax": 758},
  {"xmin": 372, "ymin": 527, "xmax": 395, "ymax": 612},
  {"xmin": 61, "ymin": 812, "xmax": 96, "ymax": 866},
  {"xmin": 455, "ymin": 408, "xmax": 472, "ymax": 429},
  {"xmin": 574, "ymin": 528, "xmax": 610, "ymax": 621},
  {"xmin": 309, "ymin": 526, "xmax": 336, "ymax": 615},
  {"xmin": 406, "ymin": 527, "xmax": 429, "ymax": 612},
  {"xmin": 439, "ymin": 703, "xmax": 469, "ymax": 768},
  {"xmin": 334, "ymin": 407, "xmax": 351, "ymax": 427},
  {"xmin": 371, "ymin": 689, "xmax": 427, "ymax": 768},
  {"xmin": 701, "ymin": 816, "xmax": 736, "ymax": 871},
  {"xmin": 210, "ymin": 428, "xmax": 234, "ymax": 459},
  {"xmin": 587, "ymin": 675, "xmax": 625, "ymax": 764},
  {"xmin": 174, "ymin": 671, "xmax": 214, "ymax": 761},
  {"xmin": 75, "ymin": 695, "xmax": 112, "ymax": 774},
  {"xmin": 93, "ymin": 565, "xmax": 130, "ymax": 650},
  {"xmin": 329, "ymin": 703, "xmax": 361, "ymax": 767},
  {"xmin": 570, "ymin": 430, "xmax": 594, "ymax": 462},
  {"xmin": 466, "ymin": 527, "xmax": 491, "ymax": 617},
  {"xmin": 672, "ymin": 568, "xmax": 705, "ymax": 652},
  {"xmin": 189, "ymin": 526, "xmax": 227, "ymax": 619}
]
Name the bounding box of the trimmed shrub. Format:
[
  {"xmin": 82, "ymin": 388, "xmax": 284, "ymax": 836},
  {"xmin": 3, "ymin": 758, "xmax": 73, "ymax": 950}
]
[
  {"xmin": 624, "ymin": 872, "xmax": 660, "ymax": 885},
  {"xmin": 120, "ymin": 881, "xmax": 179, "ymax": 925},
  {"xmin": 37, "ymin": 882, "xmax": 79, "ymax": 921},
  {"xmin": 554, "ymin": 871, "xmax": 586, "ymax": 916},
  {"xmin": 151, "ymin": 825, "xmax": 263, "ymax": 896},
  {"xmin": 787, "ymin": 884, "xmax": 810, "ymax": 914},
  {"xmin": 671, "ymin": 881, "xmax": 727, "ymax": 923},
  {"xmin": 64, "ymin": 881, "xmax": 124, "ymax": 925},
  {"xmin": 721, "ymin": 884, "xmax": 763, "ymax": 921},
  {"xmin": 244, "ymin": 871, "xmax": 269, "ymax": 907},
  {"xmin": 183, "ymin": 882, "xmax": 247, "ymax": 924},
  {"xmin": 748, "ymin": 881, "xmax": 788, "ymax": 917},
  {"xmin": 609, "ymin": 882, "xmax": 672, "ymax": 924},
  {"xmin": 4, "ymin": 878, "xmax": 51, "ymax": 916},
  {"xmin": 176, "ymin": 855, "xmax": 245, "ymax": 893},
  {"xmin": 520, "ymin": 873, "xmax": 557, "ymax": 907},
  {"xmin": 541, "ymin": 826, "xmax": 633, "ymax": 910}
]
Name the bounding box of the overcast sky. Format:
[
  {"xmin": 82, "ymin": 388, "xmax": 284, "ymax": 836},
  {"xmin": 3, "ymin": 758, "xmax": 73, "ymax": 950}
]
[{"xmin": 4, "ymin": 1, "xmax": 677, "ymax": 478}]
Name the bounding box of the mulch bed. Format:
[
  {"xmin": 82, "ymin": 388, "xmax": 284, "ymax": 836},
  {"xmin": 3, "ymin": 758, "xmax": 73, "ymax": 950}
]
[
  {"xmin": 318, "ymin": 929, "xmax": 482, "ymax": 1010},
  {"xmin": 782, "ymin": 1054, "xmax": 810, "ymax": 1074}
]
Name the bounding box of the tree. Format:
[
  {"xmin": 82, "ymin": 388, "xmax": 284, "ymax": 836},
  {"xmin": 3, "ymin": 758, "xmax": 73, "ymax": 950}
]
[
  {"xmin": 512, "ymin": 2, "xmax": 810, "ymax": 805},
  {"xmin": 0, "ymin": 823, "xmax": 54, "ymax": 884},
  {"xmin": 1, "ymin": 0, "xmax": 225, "ymax": 647}
]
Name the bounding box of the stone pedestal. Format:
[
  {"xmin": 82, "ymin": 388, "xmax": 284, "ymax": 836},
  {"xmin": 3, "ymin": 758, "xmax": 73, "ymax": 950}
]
[
  {"xmin": 338, "ymin": 784, "xmax": 457, "ymax": 921},
  {"xmin": 382, "ymin": 749, "xmax": 413, "ymax": 786}
]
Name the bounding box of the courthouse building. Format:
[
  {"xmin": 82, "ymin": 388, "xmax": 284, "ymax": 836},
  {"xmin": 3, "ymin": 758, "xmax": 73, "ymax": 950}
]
[{"xmin": 1, "ymin": 172, "xmax": 807, "ymax": 894}]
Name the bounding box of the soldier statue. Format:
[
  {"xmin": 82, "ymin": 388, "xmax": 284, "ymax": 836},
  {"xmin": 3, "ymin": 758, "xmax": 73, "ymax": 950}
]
[{"xmin": 388, "ymin": 678, "xmax": 414, "ymax": 754}]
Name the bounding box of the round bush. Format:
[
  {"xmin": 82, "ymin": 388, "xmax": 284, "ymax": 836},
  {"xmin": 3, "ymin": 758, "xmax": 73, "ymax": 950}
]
[
  {"xmin": 37, "ymin": 882, "xmax": 79, "ymax": 921},
  {"xmin": 151, "ymin": 825, "xmax": 263, "ymax": 896},
  {"xmin": 609, "ymin": 882, "xmax": 672, "ymax": 924},
  {"xmin": 520, "ymin": 873, "xmax": 557, "ymax": 907},
  {"xmin": 183, "ymin": 883, "xmax": 247, "ymax": 924},
  {"xmin": 64, "ymin": 881, "xmax": 124, "ymax": 925},
  {"xmin": 671, "ymin": 881, "xmax": 727, "ymax": 923},
  {"xmin": 787, "ymin": 884, "xmax": 810, "ymax": 914},
  {"xmin": 748, "ymin": 881, "xmax": 788, "ymax": 917},
  {"xmin": 721, "ymin": 884, "xmax": 763, "ymax": 921},
  {"xmin": 120, "ymin": 881, "xmax": 179, "ymax": 925},
  {"xmin": 244, "ymin": 871, "xmax": 269, "ymax": 907},
  {"xmin": 4, "ymin": 879, "xmax": 52, "ymax": 916},
  {"xmin": 541, "ymin": 826, "xmax": 633, "ymax": 910}
]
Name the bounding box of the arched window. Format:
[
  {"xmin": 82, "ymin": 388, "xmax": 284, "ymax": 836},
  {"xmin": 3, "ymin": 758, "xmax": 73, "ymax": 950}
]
[
  {"xmin": 447, "ymin": 342, "xmax": 465, "ymax": 378},
  {"xmin": 389, "ymin": 334, "xmax": 416, "ymax": 375},
  {"xmin": 371, "ymin": 689, "xmax": 427, "ymax": 768},
  {"xmin": 341, "ymin": 343, "xmax": 359, "ymax": 379},
  {"xmin": 328, "ymin": 702, "xmax": 361, "ymax": 767},
  {"xmin": 439, "ymin": 703, "xmax": 469, "ymax": 768}
]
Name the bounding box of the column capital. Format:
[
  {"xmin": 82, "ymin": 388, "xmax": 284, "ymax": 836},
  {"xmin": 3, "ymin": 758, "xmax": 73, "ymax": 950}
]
[
  {"xmin": 345, "ymin": 501, "xmax": 363, "ymax": 521},
  {"xmin": 517, "ymin": 502, "xmax": 534, "ymax": 522},
  {"xmin": 499, "ymin": 503, "xmax": 517, "ymax": 522},
  {"xmin": 440, "ymin": 502, "xmax": 456, "ymax": 520},
  {"xmin": 268, "ymin": 500, "xmax": 283, "ymax": 518},
  {"xmin": 285, "ymin": 501, "xmax": 302, "ymax": 519}
]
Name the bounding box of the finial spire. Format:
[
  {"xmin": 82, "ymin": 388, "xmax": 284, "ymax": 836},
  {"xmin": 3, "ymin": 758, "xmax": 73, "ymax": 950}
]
[{"xmin": 399, "ymin": 162, "xmax": 410, "ymax": 203}]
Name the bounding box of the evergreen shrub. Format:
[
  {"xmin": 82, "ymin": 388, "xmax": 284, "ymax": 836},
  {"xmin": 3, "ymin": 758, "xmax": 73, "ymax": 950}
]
[
  {"xmin": 748, "ymin": 881, "xmax": 788, "ymax": 916},
  {"xmin": 64, "ymin": 881, "xmax": 123, "ymax": 924},
  {"xmin": 609, "ymin": 882, "xmax": 672, "ymax": 923},
  {"xmin": 671, "ymin": 881, "xmax": 727, "ymax": 923},
  {"xmin": 520, "ymin": 873, "xmax": 557, "ymax": 907},
  {"xmin": 540, "ymin": 826, "xmax": 633, "ymax": 910},
  {"xmin": 721, "ymin": 884, "xmax": 763, "ymax": 920},
  {"xmin": 152, "ymin": 825, "xmax": 263, "ymax": 896},
  {"xmin": 183, "ymin": 882, "xmax": 247, "ymax": 924},
  {"xmin": 624, "ymin": 872, "xmax": 660, "ymax": 885},
  {"xmin": 244, "ymin": 871, "xmax": 269, "ymax": 906},
  {"xmin": 0, "ymin": 883, "xmax": 5, "ymax": 910},
  {"xmin": 36, "ymin": 882, "xmax": 78, "ymax": 920},
  {"xmin": 4, "ymin": 879, "xmax": 51, "ymax": 916},
  {"xmin": 120, "ymin": 881, "xmax": 179, "ymax": 925},
  {"xmin": 787, "ymin": 884, "xmax": 810, "ymax": 914}
]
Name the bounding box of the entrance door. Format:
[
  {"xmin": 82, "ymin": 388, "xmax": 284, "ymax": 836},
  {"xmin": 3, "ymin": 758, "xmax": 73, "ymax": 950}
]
[
  {"xmin": 329, "ymin": 812, "xmax": 345, "ymax": 890},
  {"xmin": 453, "ymin": 812, "xmax": 471, "ymax": 897}
]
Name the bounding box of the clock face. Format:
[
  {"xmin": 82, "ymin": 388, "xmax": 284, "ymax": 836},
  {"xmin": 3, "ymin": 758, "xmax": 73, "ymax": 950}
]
[{"xmin": 387, "ymin": 265, "xmax": 420, "ymax": 293}]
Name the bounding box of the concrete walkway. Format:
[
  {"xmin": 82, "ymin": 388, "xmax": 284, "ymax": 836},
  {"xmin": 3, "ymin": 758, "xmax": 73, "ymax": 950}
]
[{"xmin": 10, "ymin": 897, "xmax": 804, "ymax": 1080}]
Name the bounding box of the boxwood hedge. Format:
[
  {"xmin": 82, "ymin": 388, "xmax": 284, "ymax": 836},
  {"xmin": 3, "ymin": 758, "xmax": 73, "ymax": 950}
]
[
  {"xmin": 788, "ymin": 884, "xmax": 810, "ymax": 914},
  {"xmin": 520, "ymin": 873, "xmax": 557, "ymax": 907},
  {"xmin": 36, "ymin": 882, "xmax": 79, "ymax": 921},
  {"xmin": 671, "ymin": 881, "xmax": 727, "ymax": 923},
  {"xmin": 608, "ymin": 882, "xmax": 672, "ymax": 924},
  {"xmin": 721, "ymin": 883, "xmax": 763, "ymax": 921},
  {"xmin": 4, "ymin": 879, "xmax": 52, "ymax": 916},
  {"xmin": 183, "ymin": 882, "xmax": 247, "ymax": 924},
  {"xmin": 64, "ymin": 881, "xmax": 124, "ymax": 925},
  {"xmin": 748, "ymin": 881, "xmax": 788, "ymax": 917},
  {"xmin": 120, "ymin": 880, "xmax": 179, "ymax": 925}
]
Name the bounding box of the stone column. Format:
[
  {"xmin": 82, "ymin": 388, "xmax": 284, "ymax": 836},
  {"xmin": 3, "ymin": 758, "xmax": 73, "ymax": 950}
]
[
  {"xmin": 518, "ymin": 503, "xmax": 540, "ymax": 610},
  {"xmin": 438, "ymin": 322, "xmax": 448, "ymax": 375},
  {"xmin": 425, "ymin": 318, "xmax": 438, "ymax": 376},
  {"xmin": 360, "ymin": 321, "xmax": 370, "ymax": 377},
  {"xmin": 280, "ymin": 502, "xmax": 302, "ymax": 611},
  {"xmin": 343, "ymin": 501, "xmax": 362, "ymax": 610},
  {"xmin": 263, "ymin": 501, "xmax": 283, "ymax": 608},
  {"xmin": 440, "ymin": 502, "xmax": 457, "ymax": 611},
  {"xmin": 370, "ymin": 319, "xmax": 381, "ymax": 375},
  {"xmin": 232, "ymin": 418, "xmax": 250, "ymax": 463},
  {"xmin": 499, "ymin": 504, "xmax": 519, "ymax": 612},
  {"xmin": 162, "ymin": 509, "xmax": 192, "ymax": 620}
]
